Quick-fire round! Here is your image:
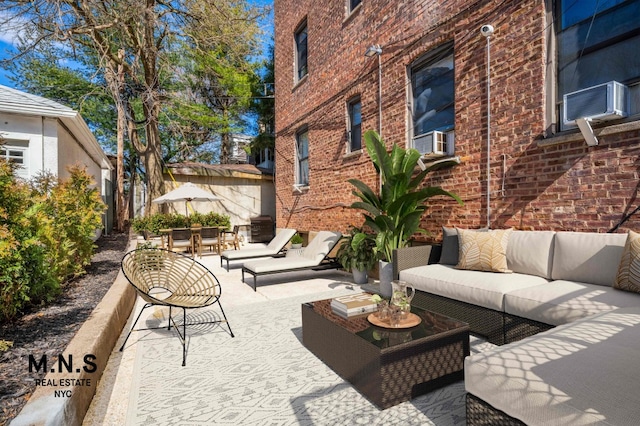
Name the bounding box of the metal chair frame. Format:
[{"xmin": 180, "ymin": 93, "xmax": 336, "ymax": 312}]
[{"xmin": 120, "ymin": 248, "xmax": 234, "ymax": 366}]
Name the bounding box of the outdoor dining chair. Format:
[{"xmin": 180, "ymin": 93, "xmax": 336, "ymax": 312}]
[
  {"xmin": 222, "ymin": 225, "xmax": 241, "ymax": 251},
  {"xmin": 120, "ymin": 248, "xmax": 234, "ymax": 366},
  {"xmin": 167, "ymin": 227, "xmax": 195, "ymax": 256},
  {"xmin": 198, "ymin": 226, "xmax": 222, "ymax": 255}
]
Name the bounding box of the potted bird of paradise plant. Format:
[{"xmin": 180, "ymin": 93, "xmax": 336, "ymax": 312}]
[{"xmin": 348, "ymin": 130, "xmax": 462, "ymax": 296}]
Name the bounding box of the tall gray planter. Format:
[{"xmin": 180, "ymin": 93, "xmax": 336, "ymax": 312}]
[{"xmin": 378, "ymin": 260, "xmax": 393, "ymax": 298}]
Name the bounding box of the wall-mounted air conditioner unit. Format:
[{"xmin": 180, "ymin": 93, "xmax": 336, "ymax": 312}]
[
  {"xmin": 412, "ymin": 130, "xmax": 447, "ymax": 157},
  {"xmin": 563, "ymin": 81, "xmax": 629, "ymax": 128}
]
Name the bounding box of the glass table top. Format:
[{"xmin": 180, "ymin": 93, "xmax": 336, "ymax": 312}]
[{"xmin": 304, "ymin": 297, "xmax": 468, "ymax": 350}]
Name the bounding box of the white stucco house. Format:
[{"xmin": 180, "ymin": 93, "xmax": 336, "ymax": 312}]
[{"xmin": 0, "ymin": 84, "xmax": 114, "ymax": 233}]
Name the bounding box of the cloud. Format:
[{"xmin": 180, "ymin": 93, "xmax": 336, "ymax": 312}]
[{"xmin": 0, "ymin": 11, "xmax": 29, "ymax": 46}]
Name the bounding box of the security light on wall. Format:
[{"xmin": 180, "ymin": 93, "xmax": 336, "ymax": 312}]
[{"xmin": 364, "ymin": 45, "xmax": 382, "ymax": 57}]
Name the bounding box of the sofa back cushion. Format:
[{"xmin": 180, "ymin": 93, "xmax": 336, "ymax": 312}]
[
  {"xmin": 551, "ymin": 232, "xmax": 627, "ymax": 286},
  {"xmin": 506, "ymin": 230, "xmax": 556, "ymax": 279}
]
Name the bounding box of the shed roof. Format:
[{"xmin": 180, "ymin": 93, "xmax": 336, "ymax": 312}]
[{"xmin": 0, "ymin": 85, "xmax": 112, "ymax": 170}]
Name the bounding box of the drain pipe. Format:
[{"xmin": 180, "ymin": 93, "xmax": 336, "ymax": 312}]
[{"xmin": 481, "ymin": 24, "xmax": 494, "ymax": 229}]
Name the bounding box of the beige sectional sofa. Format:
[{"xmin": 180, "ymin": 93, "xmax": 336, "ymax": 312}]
[{"xmin": 394, "ymin": 229, "xmax": 640, "ymax": 425}]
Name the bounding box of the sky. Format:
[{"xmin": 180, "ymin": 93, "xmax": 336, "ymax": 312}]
[{"xmin": 0, "ymin": 1, "xmax": 274, "ymax": 88}]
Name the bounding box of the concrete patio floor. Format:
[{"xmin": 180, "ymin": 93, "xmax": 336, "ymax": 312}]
[{"xmin": 83, "ymin": 240, "xmax": 366, "ymax": 425}]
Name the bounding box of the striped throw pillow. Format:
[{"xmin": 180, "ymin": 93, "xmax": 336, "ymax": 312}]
[
  {"xmin": 456, "ymin": 228, "xmax": 513, "ymax": 273},
  {"xmin": 614, "ymin": 230, "xmax": 640, "ymax": 293}
]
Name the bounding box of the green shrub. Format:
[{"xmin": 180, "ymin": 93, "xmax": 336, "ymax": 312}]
[
  {"xmin": 133, "ymin": 211, "xmax": 231, "ymax": 237},
  {"xmin": 0, "ymin": 163, "xmax": 106, "ymax": 321},
  {"xmin": 189, "ymin": 211, "xmax": 231, "ymax": 229}
]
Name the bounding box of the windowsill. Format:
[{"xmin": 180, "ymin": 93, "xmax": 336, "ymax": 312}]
[
  {"xmin": 343, "ymin": 4, "xmax": 362, "ymax": 25},
  {"xmin": 343, "ymin": 149, "xmax": 363, "ymax": 159},
  {"xmin": 292, "ymin": 75, "xmax": 308, "ymax": 92},
  {"xmin": 538, "ymin": 117, "xmax": 640, "ymax": 147}
]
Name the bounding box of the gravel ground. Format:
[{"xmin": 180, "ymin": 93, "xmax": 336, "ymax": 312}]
[{"xmin": 0, "ymin": 232, "xmax": 130, "ymax": 426}]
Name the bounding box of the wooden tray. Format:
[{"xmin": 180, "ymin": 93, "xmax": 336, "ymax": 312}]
[{"xmin": 367, "ymin": 312, "xmax": 422, "ymax": 329}]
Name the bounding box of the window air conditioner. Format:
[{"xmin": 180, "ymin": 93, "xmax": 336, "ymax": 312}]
[
  {"xmin": 563, "ymin": 81, "xmax": 629, "ymax": 127},
  {"xmin": 412, "ymin": 131, "xmax": 447, "ymax": 157}
]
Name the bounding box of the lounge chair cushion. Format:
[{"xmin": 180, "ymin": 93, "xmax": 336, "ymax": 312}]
[
  {"xmin": 300, "ymin": 231, "xmax": 342, "ymax": 263},
  {"xmin": 504, "ymin": 280, "xmax": 640, "ymax": 326},
  {"xmin": 243, "ymin": 257, "xmax": 320, "ymax": 274},
  {"xmin": 465, "ymin": 307, "xmax": 640, "ymax": 425},
  {"xmin": 221, "ymin": 229, "xmax": 296, "ymax": 260},
  {"xmin": 243, "ymin": 231, "xmax": 342, "ymax": 274},
  {"xmin": 551, "ymin": 232, "xmax": 627, "ymax": 286},
  {"xmin": 399, "ymin": 264, "xmax": 549, "ymax": 311}
]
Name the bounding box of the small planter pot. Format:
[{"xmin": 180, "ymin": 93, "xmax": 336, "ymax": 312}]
[
  {"xmin": 351, "ymin": 268, "xmax": 368, "ymax": 285},
  {"xmin": 291, "ymin": 243, "xmax": 303, "ymax": 249}
]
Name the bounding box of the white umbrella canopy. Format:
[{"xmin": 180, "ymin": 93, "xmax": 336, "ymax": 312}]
[{"xmin": 152, "ymin": 182, "xmax": 219, "ymax": 216}]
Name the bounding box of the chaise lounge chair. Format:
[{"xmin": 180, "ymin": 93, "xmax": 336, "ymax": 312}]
[
  {"xmin": 220, "ymin": 228, "xmax": 297, "ymax": 271},
  {"xmin": 241, "ymin": 231, "xmax": 342, "ymax": 291}
]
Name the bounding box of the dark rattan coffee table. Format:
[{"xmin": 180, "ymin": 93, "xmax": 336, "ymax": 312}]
[{"xmin": 302, "ymin": 297, "xmax": 470, "ymax": 409}]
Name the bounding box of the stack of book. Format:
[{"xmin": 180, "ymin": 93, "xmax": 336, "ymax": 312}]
[{"xmin": 330, "ymin": 293, "xmax": 377, "ymax": 318}]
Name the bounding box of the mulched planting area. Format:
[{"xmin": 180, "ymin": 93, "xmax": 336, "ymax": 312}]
[{"xmin": 0, "ymin": 232, "xmax": 131, "ymax": 426}]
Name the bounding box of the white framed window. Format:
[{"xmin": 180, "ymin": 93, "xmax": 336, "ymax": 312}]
[
  {"xmin": 347, "ymin": 97, "xmax": 362, "ymax": 152},
  {"xmin": 1, "ymin": 143, "xmax": 28, "ymax": 178},
  {"xmin": 295, "ymin": 128, "xmax": 309, "ymax": 187},
  {"xmin": 294, "ymin": 20, "xmax": 308, "ymax": 83}
]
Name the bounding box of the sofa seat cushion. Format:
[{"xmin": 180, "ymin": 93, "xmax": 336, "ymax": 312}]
[
  {"xmin": 465, "ymin": 307, "xmax": 640, "ymax": 425},
  {"xmin": 399, "ymin": 264, "xmax": 549, "ymax": 311},
  {"xmin": 504, "ymin": 280, "xmax": 640, "ymax": 326}
]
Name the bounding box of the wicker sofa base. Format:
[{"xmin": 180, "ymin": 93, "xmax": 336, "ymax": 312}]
[
  {"xmin": 412, "ymin": 290, "xmax": 555, "ymax": 346},
  {"xmin": 466, "ymin": 393, "xmax": 525, "ymax": 426}
]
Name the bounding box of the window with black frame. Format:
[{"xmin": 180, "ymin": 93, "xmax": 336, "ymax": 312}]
[
  {"xmin": 296, "ymin": 128, "xmax": 309, "ymax": 186},
  {"xmin": 295, "ymin": 21, "xmax": 308, "ymax": 82},
  {"xmin": 347, "ymin": 98, "xmax": 362, "ymax": 152},
  {"xmin": 410, "ymin": 43, "xmax": 455, "ymax": 140},
  {"xmin": 557, "ymin": 0, "xmax": 640, "ymax": 109}
]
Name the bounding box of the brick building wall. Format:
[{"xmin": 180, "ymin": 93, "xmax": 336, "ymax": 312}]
[{"xmin": 274, "ymin": 0, "xmax": 640, "ymax": 241}]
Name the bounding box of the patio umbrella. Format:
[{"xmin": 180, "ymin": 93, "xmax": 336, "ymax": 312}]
[{"xmin": 152, "ymin": 182, "xmax": 219, "ymax": 216}]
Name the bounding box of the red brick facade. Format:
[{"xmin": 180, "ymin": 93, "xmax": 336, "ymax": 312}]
[{"xmin": 274, "ymin": 0, "xmax": 640, "ymax": 241}]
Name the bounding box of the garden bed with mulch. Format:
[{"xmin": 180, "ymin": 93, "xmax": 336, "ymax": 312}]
[{"xmin": 0, "ymin": 232, "xmax": 131, "ymax": 426}]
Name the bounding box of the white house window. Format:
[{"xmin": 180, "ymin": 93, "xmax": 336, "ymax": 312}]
[
  {"xmin": 295, "ymin": 20, "xmax": 308, "ymax": 83},
  {"xmin": 557, "ymin": 0, "xmax": 640, "ymax": 110},
  {"xmin": 347, "ymin": 97, "xmax": 362, "ymax": 152},
  {"xmin": 296, "ymin": 128, "xmax": 309, "ymax": 186},
  {"xmin": 1, "ymin": 145, "xmax": 28, "ymax": 178},
  {"xmin": 409, "ymin": 43, "xmax": 455, "ymax": 154},
  {"xmin": 349, "ymin": 0, "xmax": 362, "ymax": 13}
]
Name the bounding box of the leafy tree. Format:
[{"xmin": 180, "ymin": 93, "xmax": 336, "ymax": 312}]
[
  {"xmin": 251, "ymin": 40, "xmax": 275, "ymax": 164},
  {"xmin": 1, "ymin": 0, "xmax": 268, "ymax": 216}
]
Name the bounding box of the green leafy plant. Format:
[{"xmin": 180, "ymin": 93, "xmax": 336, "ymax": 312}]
[
  {"xmin": 132, "ymin": 211, "xmax": 231, "ymax": 237},
  {"xmin": 291, "ymin": 233, "xmax": 304, "ymax": 245},
  {"xmin": 336, "ymin": 226, "xmax": 377, "ymax": 272},
  {"xmin": 348, "ymin": 130, "xmax": 462, "ymax": 262},
  {"xmin": 0, "ymin": 163, "xmax": 105, "ymax": 321}
]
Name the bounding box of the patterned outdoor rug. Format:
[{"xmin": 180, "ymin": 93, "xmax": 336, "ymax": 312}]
[{"xmin": 126, "ymin": 290, "xmax": 495, "ymax": 425}]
